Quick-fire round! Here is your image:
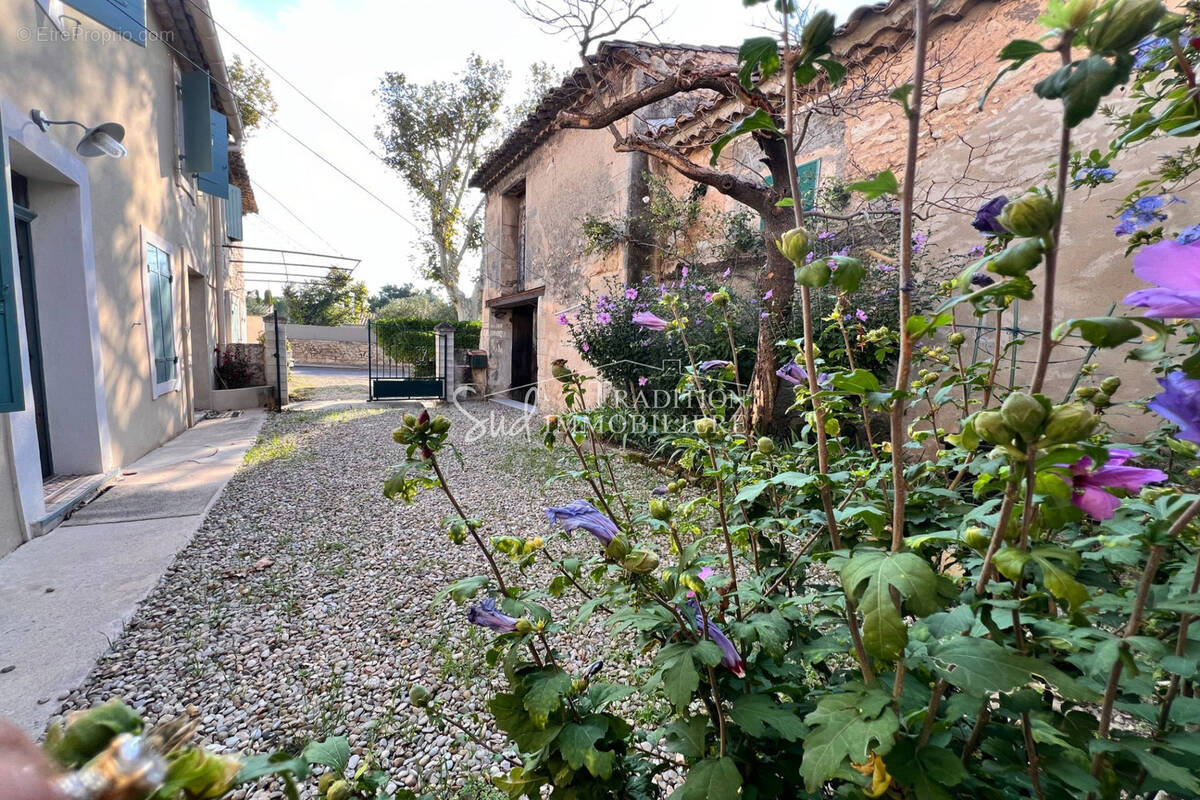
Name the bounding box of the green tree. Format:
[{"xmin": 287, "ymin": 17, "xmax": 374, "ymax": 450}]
[
  {"xmin": 368, "ymin": 283, "xmax": 419, "ymax": 312},
  {"xmin": 282, "ymin": 269, "xmax": 368, "ymax": 326},
  {"xmin": 375, "ymin": 55, "xmax": 509, "ymax": 321},
  {"xmin": 228, "ymin": 55, "xmax": 278, "ymax": 136}
]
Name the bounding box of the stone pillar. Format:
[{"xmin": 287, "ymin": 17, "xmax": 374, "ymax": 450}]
[
  {"xmin": 265, "ymin": 303, "xmax": 289, "ymax": 409},
  {"xmin": 435, "ymin": 322, "xmax": 456, "ymax": 401}
]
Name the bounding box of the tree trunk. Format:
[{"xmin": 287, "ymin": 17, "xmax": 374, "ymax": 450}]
[{"xmin": 748, "ymin": 208, "xmax": 796, "ymax": 431}]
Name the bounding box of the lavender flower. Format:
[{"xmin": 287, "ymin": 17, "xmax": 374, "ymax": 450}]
[
  {"xmin": 1066, "ymin": 449, "xmax": 1166, "ymax": 520},
  {"xmin": 545, "ymin": 500, "xmax": 620, "ymax": 545},
  {"xmin": 686, "ymin": 598, "xmax": 745, "ymax": 677},
  {"xmin": 651, "ymin": 485, "xmax": 669, "ymax": 496},
  {"xmin": 1148, "ymin": 371, "xmax": 1200, "ymax": 444},
  {"xmin": 632, "ymin": 311, "xmax": 670, "ymax": 331},
  {"xmin": 1121, "ymin": 238, "xmax": 1200, "ymax": 318},
  {"xmin": 776, "ymin": 361, "xmax": 830, "ymax": 388},
  {"xmin": 467, "ymin": 598, "xmax": 519, "ymax": 633},
  {"xmin": 556, "ymin": 313, "xmax": 569, "ymax": 325},
  {"xmin": 597, "ymin": 311, "xmax": 612, "ymax": 325},
  {"xmin": 972, "ymin": 196, "xmax": 1008, "ymax": 235},
  {"xmin": 698, "ymin": 360, "xmax": 732, "ymax": 372},
  {"xmin": 625, "ymin": 288, "xmax": 639, "ymax": 300}
]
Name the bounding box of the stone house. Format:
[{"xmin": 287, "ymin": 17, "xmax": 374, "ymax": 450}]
[
  {"xmin": 0, "ymin": 0, "xmax": 256, "ymax": 554},
  {"xmin": 471, "ymin": 1, "xmax": 1185, "ymax": 417}
]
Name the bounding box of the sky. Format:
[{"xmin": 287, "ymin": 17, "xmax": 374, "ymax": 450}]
[{"xmin": 207, "ymin": 0, "xmax": 864, "ymax": 298}]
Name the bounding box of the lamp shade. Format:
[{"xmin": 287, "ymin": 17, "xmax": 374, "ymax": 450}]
[{"xmin": 77, "ymin": 122, "xmax": 127, "ymax": 159}]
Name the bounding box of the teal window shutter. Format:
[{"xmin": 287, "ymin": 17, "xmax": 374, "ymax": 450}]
[
  {"xmin": 197, "ymin": 111, "xmax": 229, "ymax": 199},
  {"xmin": 181, "ymin": 73, "xmax": 213, "ymax": 174},
  {"xmin": 63, "ymin": 0, "xmax": 146, "ymax": 46},
  {"xmin": 0, "ymin": 163, "xmax": 26, "ymax": 412},
  {"xmin": 225, "ymin": 184, "xmax": 243, "ymax": 240},
  {"xmin": 796, "ymin": 158, "xmax": 820, "ymax": 211},
  {"xmin": 146, "ymin": 243, "xmax": 177, "ymax": 384}
]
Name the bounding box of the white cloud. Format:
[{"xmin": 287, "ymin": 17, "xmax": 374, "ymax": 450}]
[{"xmin": 207, "ymin": 0, "xmax": 865, "ymax": 297}]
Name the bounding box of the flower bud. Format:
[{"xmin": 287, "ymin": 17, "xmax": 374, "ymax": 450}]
[
  {"xmin": 711, "ymin": 289, "xmax": 730, "ymax": 307},
  {"xmin": 987, "ymin": 237, "xmax": 1045, "ymax": 277},
  {"xmin": 448, "ymin": 521, "xmax": 468, "ymax": 544},
  {"xmin": 402, "ymin": 413, "xmax": 418, "ymax": 428},
  {"xmin": 622, "ymin": 549, "xmax": 660, "ymax": 574},
  {"xmin": 974, "ymin": 410, "xmax": 1015, "ymax": 446},
  {"xmin": 1039, "ymin": 402, "xmax": 1099, "ymax": 445},
  {"xmin": 604, "ymin": 533, "xmax": 631, "ymax": 561},
  {"xmin": 962, "ymin": 526, "xmax": 990, "ymax": 551},
  {"xmin": 756, "ymin": 436, "xmax": 776, "ymax": 455},
  {"xmin": 545, "ymin": 414, "xmax": 560, "ymax": 431},
  {"xmin": 1000, "ymin": 392, "xmax": 1048, "ymax": 443},
  {"xmin": 1085, "ymin": 0, "xmax": 1166, "ymax": 54},
  {"xmin": 327, "ymin": 780, "xmax": 352, "ymax": 800},
  {"xmin": 997, "ymin": 190, "xmax": 1057, "ymax": 238},
  {"xmin": 948, "ymin": 332, "xmax": 966, "ymax": 347},
  {"xmin": 1075, "ymin": 386, "xmax": 1098, "ymax": 399},
  {"xmin": 649, "ymin": 499, "xmax": 672, "ymax": 522},
  {"xmin": 776, "ymin": 227, "xmax": 812, "ymax": 266},
  {"xmin": 1092, "ymin": 391, "xmax": 1112, "ymax": 408},
  {"xmin": 571, "ymin": 678, "xmax": 588, "ymax": 694},
  {"xmin": 409, "ymin": 685, "xmax": 432, "ymax": 708},
  {"xmin": 417, "ymin": 409, "xmax": 431, "ymax": 427},
  {"xmin": 1066, "ymin": 0, "xmax": 1098, "ymax": 28},
  {"xmin": 515, "ymin": 617, "xmax": 534, "ymax": 634},
  {"xmin": 430, "ymin": 415, "xmax": 451, "ymax": 434},
  {"xmin": 694, "ymin": 417, "xmax": 718, "ymax": 438},
  {"xmin": 318, "ymin": 773, "xmax": 340, "ymax": 796},
  {"xmin": 1099, "ymin": 376, "xmax": 1121, "ymax": 395}
]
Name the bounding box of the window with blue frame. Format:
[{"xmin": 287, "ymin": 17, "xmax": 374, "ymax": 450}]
[{"xmin": 141, "ymin": 231, "xmax": 178, "ymax": 396}]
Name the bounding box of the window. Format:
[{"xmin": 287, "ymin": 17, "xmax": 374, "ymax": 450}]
[
  {"xmin": 62, "ymin": 0, "xmax": 147, "ymax": 46},
  {"xmin": 140, "ymin": 229, "xmax": 179, "ymax": 397},
  {"xmin": 501, "ymin": 181, "xmax": 527, "ymax": 291}
]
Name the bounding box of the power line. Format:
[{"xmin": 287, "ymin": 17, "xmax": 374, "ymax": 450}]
[{"xmin": 249, "ymin": 178, "xmax": 343, "ymax": 254}]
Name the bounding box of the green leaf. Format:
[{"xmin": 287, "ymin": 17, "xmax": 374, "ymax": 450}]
[
  {"xmin": 738, "ymin": 37, "xmax": 781, "ymax": 88},
  {"xmin": 301, "ymin": 736, "xmax": 350, "ymax": 771},
  {"xmin": 930, "ymin": 637, "xmax": 1099, "ymax": 701},
  {"xmin": 795, "ymin": 259, "xmax": 832, "ymax": 288},
  {"xmin": 556, "ymin": 718, "xmax": 607, "ymax": 773},
  {"xmin": 1000, "ymin": 39, "xmax": 1048, "ymax": 60},
  {"xmin": 522, "ymin": 668, "xmax": 572, "ymax": 726},
  {"xmin": 657, "ymin": 647, "xmax": 701, "ymax": 713},
  {"xmin": 1053, "ymin": 316, "xmax": 1143, "ymax": 347},
  {"xmin": 841, "ymin": 549, "xmax": 939, "ymax": 660},
  {"xmin": 1031, "ymin": 547, "xmax": 1090, "ymax": 611},
  {"xmin": 492, "ymin": 766, "xmax": 545, "ymax": 800},
  {"xmin": 832, "ymin": 369, "xmax": 881, "ymax": 395},
  {"xmin": 664, "ymin": 716, "xmax": 709, "ymax": 759},
  {"xmin": 800, "ymin": 684, "xmax": 898, "ymax": 792},
  {"xmin": 679, "ymin": 756, "xmax": 742, "ymax": 800},
  {"xmin": 845, "ymin": 170, "xmax": 898, "ymax": 200},
  {"xmin": 490, "ymin": 692, "xmax": 564, "ymax": 751},
  {"xmin": 234, "ymin": 751, "xmax": 311, "ymax": 786},
  {"xmin": 730, "ymin": 693, "xmax": 807, "ymax": 740},
  {"xmin": 1034, "ymin": 55, "xmax": 1127, "ymax": 128},
  {"xmin": 710, "ymin": 109, "xmax": 780, "ymax": 165},
  {"xmin": 816, "ymin": 58, "xmax": 847, "ymax": 86},
  {"xmin": 45, "ymin": 699, "xmax": 144, "ymax": 769},
  {"xmin": 828, "ymin": 256, "xmax": 866, "ymax": 293},
  {"xmin": 157, "ymin": 748, "xmax": 243, "ymax": 800}
]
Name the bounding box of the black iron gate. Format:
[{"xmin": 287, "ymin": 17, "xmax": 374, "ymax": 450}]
[{"xmin": 367, "ymin": 320, "xmax": 447, "ymax": 401}]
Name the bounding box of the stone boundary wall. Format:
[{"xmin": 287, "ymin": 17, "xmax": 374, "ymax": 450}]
[
  {"xmin": 284, "ymin": 324, "xmax": 369, "ymax": 367},
  {"xmin": 221, "ymin": 343, "xmax": 267, "ymax": 386}
]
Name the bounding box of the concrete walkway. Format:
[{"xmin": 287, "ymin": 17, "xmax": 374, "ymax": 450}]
[{"xmin": 0, "ymin": 410, "xmax": 265, "ymax": 734}]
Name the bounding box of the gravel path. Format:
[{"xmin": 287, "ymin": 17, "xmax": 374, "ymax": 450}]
[{"xmin": 57, "ymin": 400, "xmax": 661, "ymax": 798}]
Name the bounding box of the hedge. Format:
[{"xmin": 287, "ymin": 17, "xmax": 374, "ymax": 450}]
[{"xmin": 374, "ymin": 317, "xmax": 481, "ymax": 365}]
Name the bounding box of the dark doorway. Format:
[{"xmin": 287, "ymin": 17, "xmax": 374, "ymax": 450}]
[
  {"xmin": 510, "ymin": 305, "xmax": 537, "ymax": 403},
  {"xmin": 11, "ymin": 172, "xmax": 51, "ymax": 478}
]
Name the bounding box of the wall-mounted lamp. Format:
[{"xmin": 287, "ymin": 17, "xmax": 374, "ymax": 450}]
[{"xmin": 30, "ymin": 109, "xmax": 127, "ymax": 159}]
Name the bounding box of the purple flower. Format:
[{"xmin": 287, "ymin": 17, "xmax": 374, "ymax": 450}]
[
  {"xmin": 625, "ymin": 288, "xmax": 639, "ymax": 300},
  {"xmin": 817, "ymin": 231, "xmax": 836, "ymax": 240},
  {"xmin": 703, "ymin": 292, "xmax": 714, "ymax": 303},
  {"xmin": 557, "ymin": 313, "xmax": 569, "ymax": 325},
  {"xmin": 776, "ymin": 361, "xmax": 830, "ymax": 388},
  {"xmin": 1114, "ymin": 196, "xmax": 1173, "ymax": 235},
  {"xmin": 972, "ymin": 196, "xmax": 1009, "ymax": 235},
  {"xmin": 763, "ymin": 289, "xmax": 774, "ymax": 301},
  {"xmin": 633, "ymin": 311, "xmax": 670, "ymax": 330},
  {"xmin": 685, "ymin": 599, "xmax": 745, "ymax": 677},
  {"xmin": 638, "ymin": 376, "xmax": 649, "ymax": 386},
  {"xmin": 1148, "ymin": 371, "xmax": 1200, "ymax": 444},
  {"xmin": 1122, "ymin": 238, "xmax": 1200, "ymax": 317},
  {"xmin": 1076, "ymin": 166, "xmax": 1117, "ymax": 182},
  {"xmin": 651, "ymin": 485, "xmax": 669, "ymax": 496},
  {"xmin": 855, "ymin": 308, "xmax": 868, "ymax": 322},
  {"xmin": 912, "ymin": 232, "xmax": 928, "ymax": 253},
  {"xmin": 722, "ymin": 267, "xmax": 732, "ymax": 278},
  {"xmin": 698, "ymin": 360, "xmax": 731, "ymax": 372},
  {"xmin": 760, "ymin": 312, "xmax": 770, "ymax": 319},
  {"xmin": 597, "ymin": 311, "xmax": 612, "ymax": 325},
  {"xmin": 581, "ymin": 342, "xmax": 590, "ymax": 352},
  {"xmin": 681, "ymin": 266, "xmax": 689, "ymax": 279},
  {"xmin": 546, "ymin": 500, "xmax": 620, "ymax": 545},
  {"xmin": 971, "ymin": 273, "xmax": 995, "ymax": 287},
  {"xmin": 1066, "ymin": 449, "xmax": 1166, "ymax": 520},
  {"xmin": 1178, "ymin": 225, "xmax": 1200, "ymax": 245},
  {"xmin": 467, "ymin": 598, "xmax": 518, "ymax": 633}
]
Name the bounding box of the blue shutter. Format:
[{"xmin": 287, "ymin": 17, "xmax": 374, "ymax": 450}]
[
  {"xmin": 181, "ymin": 73, "xmax": 213, "ymax": 174},
  {"xmin": 147, "ymin": 244, "xmax": 176, "ymax": 384},
  {"xmin": 63, "ymin": 0, "xmax": 146, "ymax": 46},
  {"xmin": 796, "ymin": 159, "xmax": 820, "ymax": 211},
  {"xmin": 0, "ymin": 156, "xmax": 26, "ymax": 412},
  {"xmin": 197, "ymin": 111, "xmax": 229, "ymax": 199},
  {"xmin": 225, "ymin": 184, "xmax": 244, "ymax": 240}
]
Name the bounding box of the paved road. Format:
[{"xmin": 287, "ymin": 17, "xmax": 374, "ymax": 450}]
[{"xmin": 291, "ymin": 364, "xmax": 369, "ymax": 379}]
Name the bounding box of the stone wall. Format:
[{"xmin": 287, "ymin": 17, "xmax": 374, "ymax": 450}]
[
  {"xmin": 290, "ymin": 339, "xmax": 370, "ymax": 367},
  {"xmin": 219, "ymin": 343, "xmax": 267, "ymax": 387}
]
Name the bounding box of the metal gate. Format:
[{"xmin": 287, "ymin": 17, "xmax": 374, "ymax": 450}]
[{"xmin": 367, "ymin": 320, "xmax": 447, "ymax": 401}]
